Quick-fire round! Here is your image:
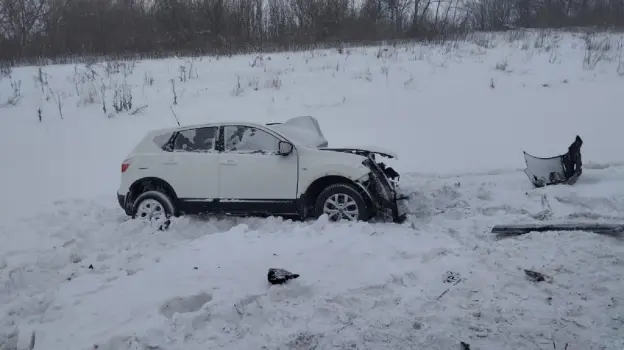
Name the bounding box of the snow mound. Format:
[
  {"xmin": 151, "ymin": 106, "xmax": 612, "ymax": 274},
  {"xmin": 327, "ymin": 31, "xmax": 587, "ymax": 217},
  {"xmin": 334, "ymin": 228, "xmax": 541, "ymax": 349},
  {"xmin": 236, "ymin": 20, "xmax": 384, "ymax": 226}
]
[{"xmin": 1, "ymin": 166, "xmax": 623, "ymax": 350}]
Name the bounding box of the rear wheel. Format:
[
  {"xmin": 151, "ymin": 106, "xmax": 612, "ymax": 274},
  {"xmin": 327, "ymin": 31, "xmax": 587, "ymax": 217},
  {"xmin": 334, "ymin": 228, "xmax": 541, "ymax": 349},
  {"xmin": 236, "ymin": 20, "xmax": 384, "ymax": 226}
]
[
  {"xmin": 131, "ymin": 190, "xmax": 175, "ymax": 230},
  {"xmin": 314, "ymin": 183, "xmax": 370, "ymax": 222}
]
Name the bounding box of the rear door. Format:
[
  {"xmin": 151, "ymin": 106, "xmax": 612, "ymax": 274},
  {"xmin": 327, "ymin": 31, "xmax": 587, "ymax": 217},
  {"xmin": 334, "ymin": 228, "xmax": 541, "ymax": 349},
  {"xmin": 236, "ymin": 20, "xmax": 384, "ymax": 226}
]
[{"xmin": 161, "ymin": 126, "xmax": 220, "ymax": 201}]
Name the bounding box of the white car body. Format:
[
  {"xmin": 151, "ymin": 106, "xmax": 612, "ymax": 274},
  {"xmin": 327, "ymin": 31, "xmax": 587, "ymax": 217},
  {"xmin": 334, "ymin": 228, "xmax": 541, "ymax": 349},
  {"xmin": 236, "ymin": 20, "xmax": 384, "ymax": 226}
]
[{"xmin": 117, "ymin": 116, "xmax": 407, "ymax": 223}]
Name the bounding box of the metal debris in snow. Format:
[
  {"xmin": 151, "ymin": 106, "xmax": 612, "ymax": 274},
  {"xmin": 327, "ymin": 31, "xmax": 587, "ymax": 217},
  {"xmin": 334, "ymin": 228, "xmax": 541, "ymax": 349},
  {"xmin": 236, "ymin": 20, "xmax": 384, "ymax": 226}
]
[
  {"xmin": 524, "ymin": 269, "xmax": 553, "ymax": 283},
  {"xmin": 268, "ymin": 268, "xmax": 300, "ymax": 285}
]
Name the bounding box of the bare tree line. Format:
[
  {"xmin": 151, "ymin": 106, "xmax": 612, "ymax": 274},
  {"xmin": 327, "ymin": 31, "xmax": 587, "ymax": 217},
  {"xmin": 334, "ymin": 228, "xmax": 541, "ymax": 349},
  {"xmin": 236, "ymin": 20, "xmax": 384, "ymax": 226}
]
[{"xmin": 1, "ymin": 0, "xmax": 623, "ymax": 64}]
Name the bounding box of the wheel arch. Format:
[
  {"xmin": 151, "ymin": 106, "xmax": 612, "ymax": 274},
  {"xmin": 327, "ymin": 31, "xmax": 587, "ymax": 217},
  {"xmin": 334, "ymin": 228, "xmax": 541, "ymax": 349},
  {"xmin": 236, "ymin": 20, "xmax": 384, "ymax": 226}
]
[
  {"xmin": 127, "ymin": 177, "xmax": 179, "ymax": 212},
  {"xmin": 302, "ymin": 175, "xmax": 374, "ymax": 213}
]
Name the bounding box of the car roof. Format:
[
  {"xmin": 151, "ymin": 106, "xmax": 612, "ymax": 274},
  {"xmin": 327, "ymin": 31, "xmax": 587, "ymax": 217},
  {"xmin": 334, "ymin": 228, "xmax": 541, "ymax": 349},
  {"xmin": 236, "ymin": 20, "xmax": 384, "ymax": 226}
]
[{"xmin": 152, "ymin": 121, "xmax": 271, "ymax": 134}]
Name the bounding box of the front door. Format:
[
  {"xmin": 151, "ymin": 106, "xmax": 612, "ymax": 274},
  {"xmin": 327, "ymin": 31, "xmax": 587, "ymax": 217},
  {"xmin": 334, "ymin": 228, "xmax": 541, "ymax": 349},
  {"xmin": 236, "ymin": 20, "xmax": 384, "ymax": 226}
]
[{"xmin": 218, "ymin": 125, "xmax": 298, "ymax": 214}]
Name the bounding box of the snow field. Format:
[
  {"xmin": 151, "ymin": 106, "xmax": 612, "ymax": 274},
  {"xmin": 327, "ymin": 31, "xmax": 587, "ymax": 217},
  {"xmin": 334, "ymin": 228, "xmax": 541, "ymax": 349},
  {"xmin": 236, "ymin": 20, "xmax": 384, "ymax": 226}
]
[{"xmin": 0, "ymin": 29, "xmax": 624, "ymax": 349}]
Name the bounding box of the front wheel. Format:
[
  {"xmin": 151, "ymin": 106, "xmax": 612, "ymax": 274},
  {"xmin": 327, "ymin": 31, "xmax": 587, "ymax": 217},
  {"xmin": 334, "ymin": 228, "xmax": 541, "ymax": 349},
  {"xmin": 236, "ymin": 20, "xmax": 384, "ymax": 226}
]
[
  {"xmin": 131, "ymin": 190, "xmax": 176, "ymax": 230},
  {"xmin": 314, "ymin": 183, "xmax": 370, "ymax": 222}
]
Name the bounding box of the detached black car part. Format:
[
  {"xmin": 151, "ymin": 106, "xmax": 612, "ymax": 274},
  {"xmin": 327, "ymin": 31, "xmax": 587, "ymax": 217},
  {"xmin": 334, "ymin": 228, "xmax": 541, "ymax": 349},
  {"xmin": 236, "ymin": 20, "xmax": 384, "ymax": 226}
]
[{"xmin": 523, "ymin": 135, "xmax": 583, "ymax": 188}]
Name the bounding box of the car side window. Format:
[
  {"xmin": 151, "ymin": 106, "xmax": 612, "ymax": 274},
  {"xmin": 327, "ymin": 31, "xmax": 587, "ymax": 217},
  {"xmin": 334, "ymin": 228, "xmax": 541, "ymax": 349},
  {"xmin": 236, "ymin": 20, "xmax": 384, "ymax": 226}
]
[
  {"xmin": 172, "ymin": 127, "xmax": 217, "ymax": 152},
  {"xmin": 223, "ymin": 125, "xmax": 280, "ymax": 154}
]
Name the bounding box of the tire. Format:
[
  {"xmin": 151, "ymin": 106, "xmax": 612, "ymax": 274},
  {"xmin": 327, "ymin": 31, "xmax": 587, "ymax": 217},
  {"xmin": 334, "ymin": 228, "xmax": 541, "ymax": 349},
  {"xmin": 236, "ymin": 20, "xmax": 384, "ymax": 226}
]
[
  {"xmin": 131, "ymin": 190, "xmax": 176, "ymax": 230},
  {"xmin": 314, "ymin": 183, "xmax": 370, "ymax": 222}
]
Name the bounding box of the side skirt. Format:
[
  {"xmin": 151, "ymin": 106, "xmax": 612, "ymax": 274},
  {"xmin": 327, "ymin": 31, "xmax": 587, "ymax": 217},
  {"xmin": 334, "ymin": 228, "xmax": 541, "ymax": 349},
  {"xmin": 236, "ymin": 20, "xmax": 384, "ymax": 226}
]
[{"xmin": 178, "ymin": 198, "xmax": 301, "ymax": 217}]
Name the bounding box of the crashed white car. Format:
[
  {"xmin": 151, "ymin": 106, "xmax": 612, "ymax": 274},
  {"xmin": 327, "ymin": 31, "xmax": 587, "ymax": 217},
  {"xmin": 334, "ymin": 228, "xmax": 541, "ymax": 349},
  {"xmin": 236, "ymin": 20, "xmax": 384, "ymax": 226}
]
[{"xmin": 117, "ymin": 116, "xmax": 408, "ymax": 227}]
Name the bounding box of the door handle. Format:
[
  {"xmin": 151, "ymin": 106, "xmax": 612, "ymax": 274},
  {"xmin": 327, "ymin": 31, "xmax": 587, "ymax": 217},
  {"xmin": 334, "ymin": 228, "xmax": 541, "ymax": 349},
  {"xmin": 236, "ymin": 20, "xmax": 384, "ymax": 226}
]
[{"xmin": 220, "ymin": 159, "xmax": 237, "ymax": 165}]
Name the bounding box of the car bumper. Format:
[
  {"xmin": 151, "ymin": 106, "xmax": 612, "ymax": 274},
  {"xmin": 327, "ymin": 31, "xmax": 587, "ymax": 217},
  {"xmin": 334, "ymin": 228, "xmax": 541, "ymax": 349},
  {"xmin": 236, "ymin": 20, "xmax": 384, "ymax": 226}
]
[
  {"xmin": 390, "ymin": 194, "xmax": 409, "ymax": 223},
  {"xmin": 366, "ymin": 190, "xmax": 408, "ymax": 224},
  {"xmin": 359, "ymin": 158, "xmax": 409, "ymax": 224},
  {"xmin": 117, "ymin": 192, "xmax": 132, "ymax": 216},
  {"xmin": 117, "ymin": 192, "xmax": 125, "ymax": 208}
]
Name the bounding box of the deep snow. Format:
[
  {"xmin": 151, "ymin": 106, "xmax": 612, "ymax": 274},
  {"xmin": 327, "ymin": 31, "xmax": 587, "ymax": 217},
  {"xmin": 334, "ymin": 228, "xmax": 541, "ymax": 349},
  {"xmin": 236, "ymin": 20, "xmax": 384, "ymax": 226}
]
[{"xmin": 1, "ymin": 29, "xmax": 624, "ymax": 350}]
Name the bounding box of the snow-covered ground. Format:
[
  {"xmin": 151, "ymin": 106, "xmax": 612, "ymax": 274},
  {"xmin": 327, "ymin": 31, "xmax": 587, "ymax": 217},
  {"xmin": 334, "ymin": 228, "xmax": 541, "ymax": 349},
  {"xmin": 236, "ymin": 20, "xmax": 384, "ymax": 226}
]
[{"xmin": 1, "ymin": 29, "xmax": 624, "ymax": 349}]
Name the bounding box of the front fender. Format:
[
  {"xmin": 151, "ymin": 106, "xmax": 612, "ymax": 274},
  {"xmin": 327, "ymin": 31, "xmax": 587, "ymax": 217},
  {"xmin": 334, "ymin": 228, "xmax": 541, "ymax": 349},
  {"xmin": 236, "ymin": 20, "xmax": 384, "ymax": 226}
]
[{"xmin": 298, "ymin": 163, "xmax": 370, "ymax": 195}]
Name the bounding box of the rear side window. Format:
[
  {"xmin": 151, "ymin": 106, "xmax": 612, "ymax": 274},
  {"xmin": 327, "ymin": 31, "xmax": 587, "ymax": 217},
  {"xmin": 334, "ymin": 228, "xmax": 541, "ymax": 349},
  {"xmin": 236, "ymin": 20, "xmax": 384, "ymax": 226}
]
[
  {"xmin": 172, "ymin": 127, "xmax": 218, "ymax": 152},
  {"xmin": 153, "ymin": 132, "xmax": 174, "ymax": 149}
]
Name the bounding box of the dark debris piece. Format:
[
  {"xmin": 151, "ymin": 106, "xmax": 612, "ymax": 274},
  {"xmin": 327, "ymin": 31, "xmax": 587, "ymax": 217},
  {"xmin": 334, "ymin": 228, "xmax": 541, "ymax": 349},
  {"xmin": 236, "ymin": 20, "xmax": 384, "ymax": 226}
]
[
  {"xmin": 268, "ymin": 268, "xmax": 300, "ymax": 285},
  {"xmin": 460, "ymin": 341, "xmax": 471, "ymax": 350},
  {"xmin": 492, "ymin": 222, "xmax": 624, "ymax": 239},
  {"xmin": 524, "ymin": 269, "xmax": 552, "ymax": 283},
  {"xmin": 442, "ymin": 271, "xmax": 462, "ymax": 285}
]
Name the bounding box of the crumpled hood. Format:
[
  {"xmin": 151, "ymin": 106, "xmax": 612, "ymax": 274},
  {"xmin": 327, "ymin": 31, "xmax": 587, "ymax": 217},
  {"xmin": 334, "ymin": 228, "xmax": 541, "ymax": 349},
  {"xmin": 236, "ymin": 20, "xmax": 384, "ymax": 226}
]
[
  {"xmin": 319, "ymin": 146, "xmax": 398, "ymax": 160},
  {"xmin": 266, "ymin": 116, "xmax": 328, "ymax": 148},
  {"xmin": 267, "ymin": 116, "xmax": 398, "ymax": 159}
]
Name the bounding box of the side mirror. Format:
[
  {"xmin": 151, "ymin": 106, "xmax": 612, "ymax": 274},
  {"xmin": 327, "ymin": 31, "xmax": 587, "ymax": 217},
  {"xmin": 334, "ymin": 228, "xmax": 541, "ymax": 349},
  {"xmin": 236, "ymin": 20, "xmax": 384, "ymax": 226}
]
[{"xmin": 278, "ymin": 141, "xmax": 293, "ymax": 156}]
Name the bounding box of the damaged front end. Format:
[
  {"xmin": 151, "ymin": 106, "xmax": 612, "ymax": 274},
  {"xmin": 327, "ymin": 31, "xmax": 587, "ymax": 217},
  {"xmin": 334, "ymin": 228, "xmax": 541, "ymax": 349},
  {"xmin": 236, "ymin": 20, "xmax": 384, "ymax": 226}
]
[
  {"xmin": 316, "ymin": 146, "xmax": 409, "ymax": 223},
  {"xmin": 358, "ymin": 154, "xmax": 409, "ymax": 224}
]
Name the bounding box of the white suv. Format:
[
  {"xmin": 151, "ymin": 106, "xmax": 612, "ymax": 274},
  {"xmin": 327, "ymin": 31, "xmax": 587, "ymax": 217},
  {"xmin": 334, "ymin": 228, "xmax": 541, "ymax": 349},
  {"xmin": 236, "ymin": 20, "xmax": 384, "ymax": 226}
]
[{"xmin": 117, "ymin": 116, "xmax": 408, "ymax": 228}]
